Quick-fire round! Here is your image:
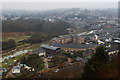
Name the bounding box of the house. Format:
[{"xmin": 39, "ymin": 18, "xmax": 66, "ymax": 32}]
[
  {"xmin": 38, "ymin": 49, "xmax": 46, "ymax": 56},
  {"xmin": 51, "ymin": 35, "xmax": 94, "ymax": 45},
  {"xmin": 32, "ymin": 49, "xmax": 46, "ymax": 57},
  {"xmin": 12, "ymin": 66, "xmax": 20, "ymax": 74}
]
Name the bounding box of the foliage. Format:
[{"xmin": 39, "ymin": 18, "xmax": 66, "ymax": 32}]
[
  {"xmin": 61, "ymin": 57, "xmax": 68, "ymax": 61},
  {"xmin": 26, "ymin": 33, "xmax": 59, "ymax": 44},
  {"xmin": 81, "ymin": 46, "xmax": 109, "ymax": 79},
  {"xmin": 94, "ymin": 46, "xmax": 109, "ymax": 63},
  {"xmin": 74, "ymin": 51, "xmax": 84, "ymax": 58},
  {"xmin": 2, "ymin": 19, "xmax": 45, "ymax": 32},
  {"xmin": 20, "ymin": 54, "xmax": 44, "ymax": 71},
  {"xmin": 3, "ymin": 19, "xmax": 70, "ymax": 34}
]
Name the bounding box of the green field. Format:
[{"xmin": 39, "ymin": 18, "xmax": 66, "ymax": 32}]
[
  {"xmin": 29, "ymin": 41, "xmax": 50, "ymax": 50},
  {"xmin": 2, "ymin": 36, "xmax": 30, "ymax": 42}
]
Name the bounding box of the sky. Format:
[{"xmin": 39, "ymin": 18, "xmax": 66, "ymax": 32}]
[
  {"xmin": 2, "ymin": 0, "xmax": 119, "ymax": 11},
  {"xmin": 2, "ymin": 0, "xmax": 119, "ymax": 2}
]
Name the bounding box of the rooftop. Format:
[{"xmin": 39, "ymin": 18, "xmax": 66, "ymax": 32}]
[
  {"xmin": 32, "ymin": 48, "xmax": 45, "ymax": 53},
  {"xmin": 13, "ymin": 66, "xmax": 20, "ymax": 69},
  {"xmin": 41, "ymin": 44, "xmax": 60, "ymax": 50},
  {"xmin": 52, "ymin": 43, "xmax": 97, "ymax": 49}
]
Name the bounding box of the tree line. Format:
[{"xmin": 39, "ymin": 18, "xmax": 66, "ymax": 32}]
[
  {"xmin": 26, "ymin": 32, "xmax": 59, "ymax": 44},
  {"xmin": 2, "ymin": 19, "xmax": 71, "ymax": 34}
]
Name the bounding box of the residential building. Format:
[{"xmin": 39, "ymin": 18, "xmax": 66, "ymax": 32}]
[{"xmin": 12, "ymin": 66, "xmax": 20, "ymax": 74}]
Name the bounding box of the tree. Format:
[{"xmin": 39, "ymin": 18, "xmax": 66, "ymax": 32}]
[
  {"xmin": 94, "ymin": 46, "xmax": 109, "ymax": 63},
  {"xmin": 81, "ymin": 46, "xmax": 109, "ymax": 79},
  {"xmin": 20, "ymin": 54, "xmax": 44, "ymax": 71},
  {"xmin": 3, "ymin": 19, "xmax": 70, "ymax": 34},
  {"xmin": 26, "ymin": 32, "xmax": 59, "ymax": 44}
]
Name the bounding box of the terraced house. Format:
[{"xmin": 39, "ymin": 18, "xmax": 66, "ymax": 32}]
[{"xmin": 51, "ymin": 35, "xmax": 93, "ymax": 44}]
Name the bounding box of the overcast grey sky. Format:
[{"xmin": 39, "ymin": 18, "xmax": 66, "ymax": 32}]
[
  {"xmin": 2, "ymin": 2, "xmax": 118, "ymax": 11},
  {"xmin": 2, "ymin": 0, "xmax": 119, "ymax": 2}
]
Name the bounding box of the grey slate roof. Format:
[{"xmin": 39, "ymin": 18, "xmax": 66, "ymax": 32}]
[
  {"xmin": 52, "ymin": 43, "xmax": 97, "ymax": 49},
  {"xmin": 41, "ymin": 44, "xmax": 60, "ymax": 50},
  {"xmin": 32, "ymin": 48, "xmax": 45, "ymax": 53}
]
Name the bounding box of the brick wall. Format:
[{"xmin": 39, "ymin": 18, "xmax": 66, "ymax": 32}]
[{"xmin": 61, "ymin": 47, "xmax": 96, "ymax": 52}]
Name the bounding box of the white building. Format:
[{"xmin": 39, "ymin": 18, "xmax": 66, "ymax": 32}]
[
  {"xmin": 12, "ymin": 66, "xmax": 20, "ymax": 74},
  {"xmin": 39, "ymin": 51, "xmax": 46, "ymax": 56},
  {"xmin": 32, "ymin": 49, "xmax": 46, "ymax": 57}
]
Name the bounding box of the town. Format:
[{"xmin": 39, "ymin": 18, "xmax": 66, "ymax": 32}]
[{"xmin": 1, "ymin": 2, "xmax": 120, "ymax": 79}]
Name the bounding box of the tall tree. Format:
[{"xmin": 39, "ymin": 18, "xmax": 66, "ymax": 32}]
[{"xmin": 81, "ymin": 46, "xmax": 109, "ymax": 79}]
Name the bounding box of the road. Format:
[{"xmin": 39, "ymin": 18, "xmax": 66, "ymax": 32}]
[{"xmin": 44, "ymin": 58, "xmax": 49, "ymax": 69}]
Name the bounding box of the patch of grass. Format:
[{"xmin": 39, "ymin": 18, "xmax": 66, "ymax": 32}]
[
  {"xmin": 2, "ymin": 36, "xmax": 30, "ymax": 42},
  {"xmin": 17, "ymin": 44, "xmax": 30, "ymax": 48},
  {"xmin": 29, "ymin": 44, "xmax": 40, "ymax": 50},
  {"xmin": 29, "ymin": 41, "xmax": 50, "ymax": 51}
]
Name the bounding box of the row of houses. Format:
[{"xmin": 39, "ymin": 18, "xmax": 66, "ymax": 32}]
[{"xmin": 51, "ymin": 35, "xmax": 97, "ymax": 44}]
